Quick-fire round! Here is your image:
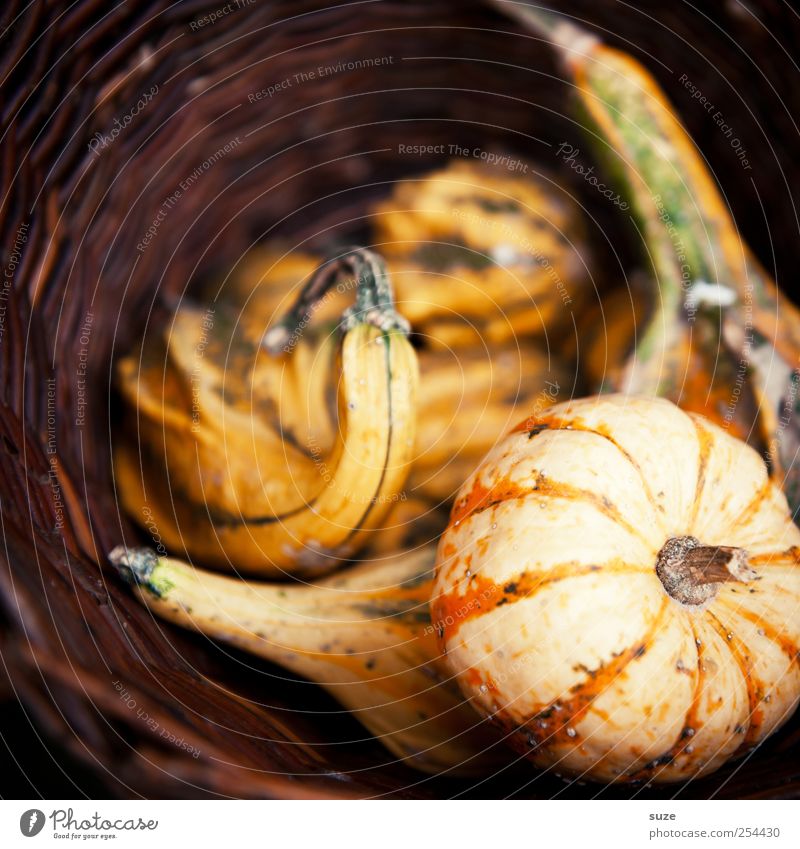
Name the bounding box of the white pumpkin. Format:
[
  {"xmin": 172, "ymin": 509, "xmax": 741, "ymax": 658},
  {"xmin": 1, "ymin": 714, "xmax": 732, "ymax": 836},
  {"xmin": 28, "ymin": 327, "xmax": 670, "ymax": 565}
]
[{"xmin": 432, "ymin": 395, "xmax": 800, "ymax": 783}]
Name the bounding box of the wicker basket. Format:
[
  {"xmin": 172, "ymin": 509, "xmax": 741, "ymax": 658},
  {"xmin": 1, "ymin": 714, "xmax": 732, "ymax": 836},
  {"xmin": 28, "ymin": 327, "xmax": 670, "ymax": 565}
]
[{"xmin": 1, "ymin": 0, "xmax": 799, "ymax": 798}]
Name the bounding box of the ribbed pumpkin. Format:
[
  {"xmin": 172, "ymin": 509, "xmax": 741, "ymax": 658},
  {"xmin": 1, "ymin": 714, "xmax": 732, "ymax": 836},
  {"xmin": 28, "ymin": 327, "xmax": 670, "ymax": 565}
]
[
  {"xmin": 432, "ymin": 395, "xmax": 800, "ymax": 783},
  {"xmin": 372, "ymin": 159, "xmax": 588, "ymax": 348}
]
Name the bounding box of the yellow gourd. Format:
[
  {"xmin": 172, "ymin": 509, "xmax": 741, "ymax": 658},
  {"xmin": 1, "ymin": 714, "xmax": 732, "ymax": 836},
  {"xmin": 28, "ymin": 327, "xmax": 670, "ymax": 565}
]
[
  {"xmin": 372, "ymin": 159, "xmax": 589, "ymax": 348},
  {"xmin": 115, "ymin": 249, "xmax": 418, "ymax": 576}
]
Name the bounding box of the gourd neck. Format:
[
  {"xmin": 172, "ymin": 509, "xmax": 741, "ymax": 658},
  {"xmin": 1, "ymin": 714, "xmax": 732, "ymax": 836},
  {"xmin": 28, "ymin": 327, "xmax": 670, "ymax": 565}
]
[{"xmin": 655, "ymin": 535, "xmax": 755, "ymax": 606}]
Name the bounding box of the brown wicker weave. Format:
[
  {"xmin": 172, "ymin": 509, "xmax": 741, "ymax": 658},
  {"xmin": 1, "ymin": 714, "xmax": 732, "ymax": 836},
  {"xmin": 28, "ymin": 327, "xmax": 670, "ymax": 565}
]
[{"xmin": 1, "ymin": 0, "xmax": 799, "ymax": 798}]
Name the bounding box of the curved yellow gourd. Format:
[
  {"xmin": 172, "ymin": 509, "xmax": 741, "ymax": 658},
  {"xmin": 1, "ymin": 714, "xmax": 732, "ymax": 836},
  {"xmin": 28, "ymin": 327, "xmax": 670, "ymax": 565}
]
[
  {"xmin": 115, "ymin": 249, "xmax": 418, "ymax": 576},
  {"xmin": 108, "ymin": 544, "xmax": 507, "ymax": 776}
]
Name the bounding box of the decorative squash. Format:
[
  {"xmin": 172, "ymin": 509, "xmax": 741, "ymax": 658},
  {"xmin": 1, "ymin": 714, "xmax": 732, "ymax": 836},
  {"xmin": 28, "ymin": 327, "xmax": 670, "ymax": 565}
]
[
  {"xmin": 411, "ymin": 341, "xmax": 567, "ymax": 502},
  {"xmin": 578, "ymin": 283, "xmax": 647, "ymax": 392},
  {"xmin": 372, "ymin": 159, "xmax": 589, "ymax": 347},
  {"xmin": 109, "ymin": 543, "xmax": 508, "ymax": 776},
  {"xmin": 433, "ymin": 395, "xmax": 800, "ymax": 782},
  {"xmin": 496, "ymin": 2, "xmax": 800, "ymax": 512}
]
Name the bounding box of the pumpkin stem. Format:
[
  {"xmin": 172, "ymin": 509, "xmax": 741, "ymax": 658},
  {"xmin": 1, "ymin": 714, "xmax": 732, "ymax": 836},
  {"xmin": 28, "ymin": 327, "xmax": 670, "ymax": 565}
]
[
  {"xmin": 262, "ymin": 246, "xmax": 409, "ymax": 353},
  {"xmin": 655, "ymin": 536, "xmax": 755, "ymax": 606}
]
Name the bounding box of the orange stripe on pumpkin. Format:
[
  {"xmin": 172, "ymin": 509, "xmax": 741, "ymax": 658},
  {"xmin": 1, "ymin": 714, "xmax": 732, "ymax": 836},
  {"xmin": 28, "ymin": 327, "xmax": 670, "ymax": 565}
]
[
  {"xmin": 705, "ymin": 610, "xmax": 766, "ymax": 753},
  {"xmin": 690, "ymin": 418, "xmax": 716, "ymax": 526},
  {"xmin": 508, "ymin": 596, "xmax": 671, "ymax": 753},
  {"xmin": 716, "ymin": 601, "xmax": 799, "ymax": 669},
  {"xmin": 749, "ymin": 547, "xmax": 800, "ymax": 567},
  {"xmin": 450, "ymin": 468, "xmax": 651, "ymax": 550},
  {"xmin": 510, "ymin": 413, "xmax": 662, "ymax": 515},
  {"xmin": 733, "ymin": 477, "xmax": 774, "ymax": 530},
  {"xmin": 624, "ymin": 619, "xmax": 706, "ymax": 781},
  {"xmin": 432, "ymin": 559, "xmax": 651, "ymax": 644}
]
